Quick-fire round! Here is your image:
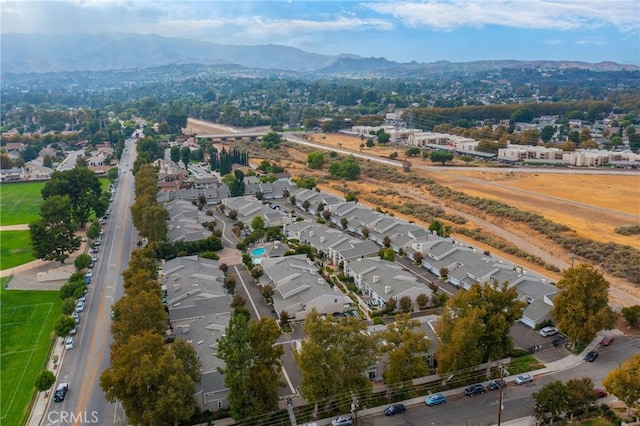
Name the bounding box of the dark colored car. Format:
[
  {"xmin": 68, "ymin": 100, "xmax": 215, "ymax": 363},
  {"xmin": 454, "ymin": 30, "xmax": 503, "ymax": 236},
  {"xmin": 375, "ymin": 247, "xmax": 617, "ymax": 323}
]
[
  {"xmin": 464, "ymin": 384, "xmax": 486, "ymax": 396},
  {"xmin": 585, "ymin": 351, "xmax": 598, "ymax": 362},
  {"xmin": 487, "ymin": 379, "xmax": 507, "ymax": 391},
  {"xmin": 425, "ymin": 393, "xmax": 446, "ymax": 406},
  {"xmin": 384, "ymin": 404, "xmax": 406, "ymax": 416},
  {"xmin": 53, "ymin": 383, "xmax": 68, "ymax": 402}
]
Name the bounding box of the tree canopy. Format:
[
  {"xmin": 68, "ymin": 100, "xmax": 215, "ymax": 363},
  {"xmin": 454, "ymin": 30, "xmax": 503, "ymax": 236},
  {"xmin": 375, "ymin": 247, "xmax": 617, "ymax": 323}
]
[
  {"xmin": 29, "ymin": 195, "xmax": 81, "ymax": 263},
  {"xmin": 603, "ymin": 354, "xmax": 640, "ymax": 416},
  {"xmin": 551, "ymin": 264, "xmax": 616, "ymax": 346},
  {"xmin": 328, "ymin": 157, "xmax": 360, "ymax": 180}
]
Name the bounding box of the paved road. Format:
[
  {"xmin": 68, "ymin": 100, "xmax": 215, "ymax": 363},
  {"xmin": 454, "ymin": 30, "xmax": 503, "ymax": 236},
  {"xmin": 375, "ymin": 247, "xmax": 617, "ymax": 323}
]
[
  {"xmin": 356, "ymin": 335, "xmax": 640, "ymax": 426},
  {"xmin": 43, "ymin": 139, "xmax": 138, "ymax": 426},
  {"xmin": 57, "ymin": 150, "xmax": 85, "ymax": 171}
]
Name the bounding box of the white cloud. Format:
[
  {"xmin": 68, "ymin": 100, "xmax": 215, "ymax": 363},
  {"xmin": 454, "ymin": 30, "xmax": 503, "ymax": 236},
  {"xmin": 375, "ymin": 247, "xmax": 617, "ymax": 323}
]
[
  {"xmin": 365, "ymin": 0, "xmax": 640, "ymax": 32},
  {"xmin": 240, "ymin": 16, "xmax": 393, "ymax": 36}
]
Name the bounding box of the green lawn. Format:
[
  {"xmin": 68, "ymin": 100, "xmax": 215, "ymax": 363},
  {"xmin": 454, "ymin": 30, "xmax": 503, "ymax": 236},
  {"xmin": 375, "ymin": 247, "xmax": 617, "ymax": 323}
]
[
  {"xmin": 0, "ymin": 231, "xmax": 35, "ymax": 271},
  {"xmin": 0, "ymin": 282, "xmax": 61, "ymax": 426},
  {"xmin": 0, "ymin": 182, "xmax": 46, "ymax": 227}
]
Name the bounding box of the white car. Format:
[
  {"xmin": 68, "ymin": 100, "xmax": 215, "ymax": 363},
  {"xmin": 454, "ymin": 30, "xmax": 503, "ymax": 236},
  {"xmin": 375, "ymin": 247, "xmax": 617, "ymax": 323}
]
[
  {"xmin": 65, "ymin": 336, "xmax": 75, "ymax": 350},
  {"xmin": 515, "ymin": 374, "xmax": 533, "ymax": 385},
  {"xmin": 539, "ymin": 326, "xmax": 558, "ymax": 337},
  {"xmin": 76, "ymin": 301, "xmax": 85, "ymax": 313}
]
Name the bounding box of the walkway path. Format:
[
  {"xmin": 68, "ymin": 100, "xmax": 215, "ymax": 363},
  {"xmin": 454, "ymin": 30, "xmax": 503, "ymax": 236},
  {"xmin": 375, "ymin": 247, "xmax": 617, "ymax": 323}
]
[{"xmin": 0, "ymin": 224, "xmax": 30, "ymax": 231}]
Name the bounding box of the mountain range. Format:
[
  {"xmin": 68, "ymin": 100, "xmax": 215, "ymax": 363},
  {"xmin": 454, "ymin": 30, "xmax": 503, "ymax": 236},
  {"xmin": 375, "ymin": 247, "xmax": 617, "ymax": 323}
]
[{"xmin": 2, "ymin": 33, "xmax": 638, "ymax": 75}]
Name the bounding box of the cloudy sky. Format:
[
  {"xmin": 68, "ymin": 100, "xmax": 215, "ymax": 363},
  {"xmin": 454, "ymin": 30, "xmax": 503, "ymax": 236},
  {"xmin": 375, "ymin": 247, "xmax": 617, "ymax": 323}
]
[{"xmin": 2, "ymin": 0, "xmax": 639, "ymax": 64}]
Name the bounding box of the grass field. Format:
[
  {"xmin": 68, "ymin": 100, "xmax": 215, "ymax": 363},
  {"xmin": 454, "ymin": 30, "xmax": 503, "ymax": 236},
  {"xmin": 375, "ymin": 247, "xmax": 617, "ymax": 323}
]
[
  {"xmin": 0, "ymin": 182, "xmax": 46, "ymax": 226},
  {"xmin": 0, "ymin": 282, "xmax": 61, "ymax": 426},
  {"xmin": 0, "ymin": 231, "xmax": 35, "ymax": 271}
]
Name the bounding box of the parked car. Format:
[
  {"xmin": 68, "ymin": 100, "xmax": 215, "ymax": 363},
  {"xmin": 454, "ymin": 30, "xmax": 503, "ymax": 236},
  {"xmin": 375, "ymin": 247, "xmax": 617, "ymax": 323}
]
[
  {"xmin": 584, "ymin": 351, "xmax": 598, "ymax": 362},
  {"xmin": 69, "ymin": 326, "xmax": 77, "ymax": 336},
  {"xmin": 515, "ymin": 374, "xmax": 533, "ymax": 385},
  {"xmin": 600, "ymin": 336, "xmax": 614, "ymax": 346},
  {"xmin": 487, "ymin": 379, "xmax": 507, "ymax": 391},
  {"xmin": 594, "ymin": 388, "xmax": 608, "ymax": 398},
  {"xmin": 539, "ymin": 326, "xmax": 558, "ymax": 337},
  {"xmin": 465, "ymin": 384, "xmax": 486, "ymax": 396},
  {"xmin": 91, "ymin": 254, "xmax": 98, "ymax": 263},
  {"xmin": 53, "ymin": 383, "xmax": 68, "ymax": 402},
  {"xmin": 65, "ymin": 336, "xmax": 75, "ymax": 350},
  {"xmin": 73, "ymin": 312, "xmax": 80, "ymax": 324},
  {"xmin": 85, "ymin": 269, "xmax": 93, "ymax": 278},
  {"xmin": 331, "ymin": 415, "xmax": 353, "ymax": 426},
  {"xmin": 384, "ymin": 404, "xmax": 406, "ymax": 416},
  {"xmin": 75, "ymin": 301, "xmax": 85, "ymax": 313},
  {"xmin": 425, "ymin": 393, "xmax": 447, "ymax": 406}
]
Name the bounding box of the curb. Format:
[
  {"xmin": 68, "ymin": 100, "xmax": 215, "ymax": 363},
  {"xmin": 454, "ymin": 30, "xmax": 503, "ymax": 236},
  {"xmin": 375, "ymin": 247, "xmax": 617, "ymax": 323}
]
[{"xmin": 27, "ymin": 338, "xmax": 67, "ymax": 426}]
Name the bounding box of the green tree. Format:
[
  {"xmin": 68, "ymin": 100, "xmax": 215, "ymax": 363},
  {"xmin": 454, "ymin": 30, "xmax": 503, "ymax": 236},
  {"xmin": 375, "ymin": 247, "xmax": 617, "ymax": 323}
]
[
  {"xmin": 166, "ymin": 109, "xmax": 188, "ymax": 133},
  {"xmin": 328, "ymin": 157, "xmax": 360, "ymax": 180},
  {"xmin": 30, "ymin": 195, "xmax": 80, "ymax": 263},
  {"xmin": 74, "ymin": 253, "xmax": 92, "ymax": 270},
  {"xmin": 366, "ymin": 138, "xmax": 375, "ymax": 148},
  {"xmin": 35, "ymin": 370, "xmax": 56, "ymax": 393},
  {"xmin": 602, "ymin": 354, "xmax": 640, "ymax": 416},
  {"xmin": 61, "ymin": 298, "xmax": 76, "ymax": 315},
  {"xmin": 565, "ymin": 377, "xmax": 597, "ymax": 420},
  {"xmin": 261, "ymin": 131, "xmax": 281, "ymax": 149},
  {"xmin": 296, "ymin": 309, "xmax": 377, "ymax": 417},
  {"xmin": 54, "ymin": 314, "xmax": 76, "ymax": 338},
  {"xmin": 43, "ymin": 154, "xmax": 53, "ymax": 168},
  {"xmin": 107, "ymin": 167, "xmax": 119, "ymax": 181},
  {"xmin": 552, "ymin": 264, "xmax": 616, "ymax": 348},
  {"xmin": 180, "ymin": 146, "xmax": 191, "ymax": 166},
  {"xmin": 42, "ymin": 166, "xmax": 102, "ymax": 228},
  {"xmin": 170, "ymin": 145, "xmax": 180, "ymax": 163},
  {"xmin": 379, "ymin": 313, "xmax": 431, "ymax": 393},
  {"xmin": 251, "ymin": 215, "xmax": 265, "ymax": 232},
  {"xmin": 86, "ymin": 222, "xmax": 100, "ymax": 240},
  {"xmin": 405, "ymin": 147, "xmax": 421, "ymax": 157},
  {"xmin": 621, "ymin": 305, "xmax": 640, "ymax": 327},
  {"xmin": 377, "ymin": 130, "xmax": 390, "ymax": 144},
  {"xmin": 533, "ymin": 381, "xmax": 569, "ymax": 423},
  {"xmin": 430, "ymin": 151, "xmax": 454, "ymax": 165},
  {"xmin": 435, "ymin": 281, "xmax": 525, "ymax": 375},
  {"xmin": 100, "ymin": 332, "xmax": 199, "ymax": 426},
  {"xmin": 111, "ymin": 291, "xmax": 167, "ymax": 345},
  {"xmin": 307, "ymin": 151, "xmax": 325, "ymax": 169},
  {"xmin": 540, "ymin": 125, "xmax": 555, "ymax": 142}
]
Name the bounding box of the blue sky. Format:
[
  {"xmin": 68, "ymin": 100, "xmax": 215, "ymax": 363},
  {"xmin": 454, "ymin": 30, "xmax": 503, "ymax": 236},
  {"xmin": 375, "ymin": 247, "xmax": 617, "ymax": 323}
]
[{"xmin": 2, "ymin": 0, "xmax": 639, "ymax": 64}]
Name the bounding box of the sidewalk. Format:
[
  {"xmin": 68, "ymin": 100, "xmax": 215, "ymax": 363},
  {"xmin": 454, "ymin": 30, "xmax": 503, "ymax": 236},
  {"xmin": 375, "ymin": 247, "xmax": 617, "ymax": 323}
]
[{"xmin": 27, "ymin": 338, "xmax": 67, "ymax": 426}]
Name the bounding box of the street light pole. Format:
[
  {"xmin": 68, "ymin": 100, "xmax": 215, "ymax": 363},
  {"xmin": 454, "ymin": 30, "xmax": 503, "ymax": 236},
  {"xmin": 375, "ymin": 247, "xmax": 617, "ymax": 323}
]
[{"xmin": 497, "ymin": 363, "xmax": 505, "ymax": 426}]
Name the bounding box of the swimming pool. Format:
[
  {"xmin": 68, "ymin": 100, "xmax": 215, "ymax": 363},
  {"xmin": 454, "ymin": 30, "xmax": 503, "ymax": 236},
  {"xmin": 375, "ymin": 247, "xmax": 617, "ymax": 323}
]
[{"xmin": 251, "ymin": 247, "xmax": 266, "ymax": 257}]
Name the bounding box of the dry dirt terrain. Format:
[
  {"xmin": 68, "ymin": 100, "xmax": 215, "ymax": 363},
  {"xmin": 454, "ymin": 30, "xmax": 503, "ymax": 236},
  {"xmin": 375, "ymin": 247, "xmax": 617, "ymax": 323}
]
[{"xmin": 187, "ymin": 122, "xmax": 640, "ymax": 306}]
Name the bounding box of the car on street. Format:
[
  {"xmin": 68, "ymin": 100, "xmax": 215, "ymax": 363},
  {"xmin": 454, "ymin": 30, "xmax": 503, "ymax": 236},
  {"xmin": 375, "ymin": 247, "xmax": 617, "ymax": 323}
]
[
  {"xmin": 65, "ymin": 336, "xmax": 75, "ymax": 350},
  {"xmin": 464, "ymin": 384, "xmax": 486, "ymax": 396},
  {"xmin": 53, "ymin": 383, "xmax": 68, "ymax": 402},
  {"xmin": 515, "ymin": 374, "xmax": 533, "ymax": 385},
  {"xmin": 85, "ymin": 269, "xmax": 93, "ymax": 278},
  {"xmin": 69, "ymin": 326, "xmax": 77, "ymax": 336},
  {"xmin": 487, "ymin": 379, "xmax": 507, "ymax": 391},
  {"xmin": 600, "ymin": 336, "xmax": 614, "ymax": 346},
  {"xmin": 584, "ymin": 351, "xmax": 598, "ymax": 362},
  {"xmin": 76, "ymin": 301, "xmax": 85, "ymax": 312},
  {"xmin": 594, "ymin": 388, "xmax": 608, "ymax": 398},
  {"xmin": 91, "ymin": 254, "xmax": 98, "ymax": 263},
  {"xmin": 384, "ymin": 404, "xmax": 406, "ymax": 416},
  {"xmin": 73, "ymin": 312, "xmax": 80, "ymax": 324},
  {"xmin": 539, "ymin": 326, "xmax": 558, "ymax": 337},
  {"xmin": 425, "ymin": 393, "xmax": 447, "ymax": 406},
  {"xmin": 331, "ymin": 415, "xmax": 353, "ymax": 426}
]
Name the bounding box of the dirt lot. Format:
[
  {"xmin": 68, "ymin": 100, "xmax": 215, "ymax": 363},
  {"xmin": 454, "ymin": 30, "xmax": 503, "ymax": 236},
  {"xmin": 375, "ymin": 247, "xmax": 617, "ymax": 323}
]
[{"xmin": 181, "ymin": 122, "xmax": 640, "ymax": 305}]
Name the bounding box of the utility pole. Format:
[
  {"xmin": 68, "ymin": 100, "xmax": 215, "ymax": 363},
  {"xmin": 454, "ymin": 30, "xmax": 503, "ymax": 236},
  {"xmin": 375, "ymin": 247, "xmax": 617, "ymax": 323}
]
[{"xmin": 497, "ymin": 362, "xmax": 505, "ymax": 426}]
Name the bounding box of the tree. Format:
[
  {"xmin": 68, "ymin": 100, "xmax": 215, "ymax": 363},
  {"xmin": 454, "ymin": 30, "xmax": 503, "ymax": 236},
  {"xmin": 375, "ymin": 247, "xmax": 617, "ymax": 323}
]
[
  {"xmin": 379, "ymin": 314, "xmax": 431, "ymax": 393},
  {"xmin": 307, "ymin": 152, "xmax": 325, "ymax": 169},
  {"xmin": 261, "ymin": 131, "xmax": 281, "ymax": 149},
  {"xmin": 110, "ymin": 291, "xmax": 167, "ymax": 345},
  {"xmin": 328, "ymin": 158, "xmax": 360, "ymax": 180},
  {"xmin": 435, "ymin": 281, "xmax": 525, "ymax": 375},
  {"xmin": 86, "ymin": 222, "xmax": 100, "ymax": 240},
  {"xmin": 30, "ymin": 195, "xmax": 80, "ymax": 263},
  {"xmin": 260, "ymin": 284, "xmax": 275, "ymax": 303},
  {"xmin": 565, "ymin": 377, "xmax": 597, "ymax": 420},
  {"xmin": 552, "ymin": 264, "xmax": 616, "ymax": 348},
  {"xmin": 540, "ymin": 125, "xmax": 555, "ymax": 142},
  {"xmin": 377, "ymin": 130, "xmax": 390, "ymax": 144},
  {"xmin": 100, "ymin": 332, "xmax": 199, "ymax": 426},
  {"xmin": 430, "ymin": 151, "xmax": 454, "ymax": 165},
  {"xmin": 366, "ymin": 138, "xmax": 375, "ymax": 148},
  {"xmin": 296, "ymin": 309, "xmax": 378, "ymax": 417},
  {"xmin": 602, "ymin": 354, "xmax": 640, "ymax": 416},
  {"xmin": 43, "ymin": 154, "xmax": 53, "ymax": 168},
  {"xmin": 170, "ymin": 145, "xmax": 180, "ymax": 163},
  {"xmin": 42, "ymin": 167, "xmax": 102, "ymax": 228},
  {"xmin": 533, "ymin": 381, "xmax": 569, "ymax": 423},
  {"xmin": 74, "ymin": 253, "xmax": 92, "ymax": 270},
  {"xmin": 251, "ymin": 215, "xmax": 265, "ymax": 232},
  {"xmin": 405, "ymin": 147, "xmax": 421, "ymax": 157},
  {"xmin": 621, "ymin": 305, "xmax": 640, "ymax": 327},
  {"xmin": 180, "ymin": 146, "xmax": 191, "ymax": 166},
  {"xmin": 35, "ymin": 370, "xmax": 56, "ymax": 393},
  {"xmin": 54, "ymin": 314, "xmax": 76, "ymax": 338}
]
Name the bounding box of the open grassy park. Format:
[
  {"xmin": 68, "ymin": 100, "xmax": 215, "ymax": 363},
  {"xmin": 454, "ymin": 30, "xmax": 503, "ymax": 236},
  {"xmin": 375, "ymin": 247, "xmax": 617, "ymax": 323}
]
[
  {"xmin": 0, "ymin": 231, "xmax": 34, "ymax": 271},
  {"xmin": 0, "ymin": 280, "xmax": 61, "ymax": 426},
  {"xmin": 0, "ymin": 182, "xmax": 46, "ymax": 227}
]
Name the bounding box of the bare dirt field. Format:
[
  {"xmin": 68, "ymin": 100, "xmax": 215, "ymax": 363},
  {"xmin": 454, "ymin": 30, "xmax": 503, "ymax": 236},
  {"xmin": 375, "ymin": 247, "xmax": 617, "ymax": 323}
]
[{"xmin": 188, "ymin": 124, "xmax": 640, "ymax": 305}]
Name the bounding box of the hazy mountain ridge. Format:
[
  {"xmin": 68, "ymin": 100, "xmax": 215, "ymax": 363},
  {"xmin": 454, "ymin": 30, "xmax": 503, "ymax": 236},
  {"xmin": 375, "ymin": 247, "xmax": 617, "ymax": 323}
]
[{"xmin": 2, "ymin": 33, "xmax": 637, "ymax": 75}]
